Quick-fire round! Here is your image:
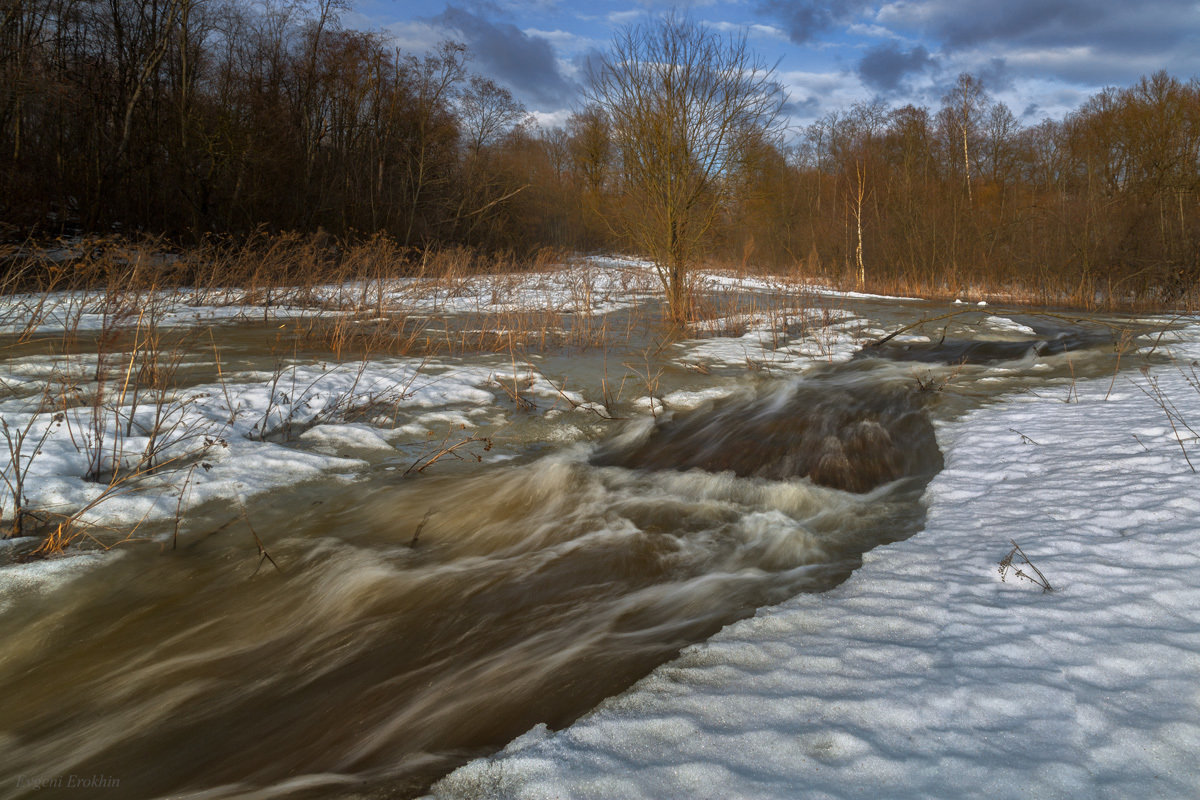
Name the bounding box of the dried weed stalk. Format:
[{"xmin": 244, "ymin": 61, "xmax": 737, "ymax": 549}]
[{"xmin": 999, "ymin": 540, "xmax": 1054, "ymax": 593}]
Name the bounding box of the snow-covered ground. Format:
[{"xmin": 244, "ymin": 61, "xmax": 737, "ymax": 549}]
[
  {"xmin": 0, "ymin": 357, "xmax": 505, "ymax": 532},
  {"xmin": 431, "ymin": 326, "xmax": 1200, "ymax": 800},
  {"xmin": 0, "ymin": 255, "xmax": 659, "ymax": 337}
]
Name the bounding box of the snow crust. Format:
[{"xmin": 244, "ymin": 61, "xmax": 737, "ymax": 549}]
[{"xmin": 431, "ymin": 325, "xmax": 1200, "ymax": 800}]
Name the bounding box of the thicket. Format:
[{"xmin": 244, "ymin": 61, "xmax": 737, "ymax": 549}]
[{"xmin": 2, "ymin": 0, "xmax": 1198, "ymax": 307}]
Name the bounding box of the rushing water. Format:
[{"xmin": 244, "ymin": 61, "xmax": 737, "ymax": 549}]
[{"xmin": 0, "ymin": 296, "xmax": 1161, "ymax": 799}]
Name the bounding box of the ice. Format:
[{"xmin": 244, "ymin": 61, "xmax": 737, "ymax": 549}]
[
  {"xmin": 984, "ymin": 315, "xmax": 1038, "ymax": 335},
  {"xmin": 430, "ymin": 322, "xmax": 1200, "ymax": 800}
]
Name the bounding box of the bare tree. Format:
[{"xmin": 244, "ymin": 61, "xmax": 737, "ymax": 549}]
[
  {"xmin": 586, "ymin": 14, "xmax": 785, "ymax": 322},
  {"xmin": 399, "ymin": 40, "xmax": 467, "ymax": 246},
  {"xmin": 941, "ymin": 73, "xmax": 987, "ymax": 203},
  {"xmin": 458, "ymin": 75, "xmax": 528, "ymax": 157}
]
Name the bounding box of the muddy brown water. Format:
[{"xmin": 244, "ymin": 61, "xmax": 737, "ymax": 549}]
[{"xmin": 0, "ymin": 300, "xmax": 1164, "ymax": 799}]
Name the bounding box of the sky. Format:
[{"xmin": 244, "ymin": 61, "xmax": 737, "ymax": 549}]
[{"xmin": 343, "ymin": 0, "xmax": 1200, "ymax": 134}]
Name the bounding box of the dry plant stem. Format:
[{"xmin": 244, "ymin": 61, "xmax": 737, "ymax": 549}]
[
  {"xmin": 1142, "ymin": 315, "xmax": 1191, "ymax": 358},
  {"xmin": 404, "ymin": 432, "xmax": 493, "ymax": 475},
  {"xmin": 625, "ymin": 348, "xmax": 665, "ymax": 418},
  {"xmin": 600, "ymin": 348, "xmax": 629, "ymax": 416},
  {"xmin": 865, "ymin": 308, "xmax": 979, "ymax": 348},
  {"xmin": 1105, "ymin": 329, "xmax": 1134, "ymax": 401},
  {"xmin": 209, "ymin": 329, "xmax": 238, "ymax": 424},
  {"xmin": 29, "ymin": 457, "xmax": 167, "ymax": 556},
  {"xmin": 998, "ymin": 540, "xmax": 1054, "ymax": 593},
  {"xmin": 409, "ymin": 508, "xmax": 434, "ymax": 547},
  {"xmin": 1131, "ymin": 373, "xmax": 1198, "ymax": 473},
  {"xmin": 236, "ymin": 494, "xmax": 280, "ymax": 576},
  {"xmin": 524, "ymin": 359, "xmax": 622, "ymax": 420},
  {"xmin": 8, "ymin": 304, "xmax": 223, "ymax": 550},
  {"xmin": 509, "ymin": 339, "xmax": 525, "ymax": 411},
  {"xmin": 1, "ymin": 409, "xmax": 64, "ymax": 538},
  {"xmin": 173, "ymin": 464, "xmax": 199, "ymax": 551},
  {"xmin": 1009, "ymin": 428, "xmax": 1041, "ymax": 445}
]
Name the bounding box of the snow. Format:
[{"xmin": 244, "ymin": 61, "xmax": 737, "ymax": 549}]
[
  {"xmin": 698, "ymin": 271, "xmax": 923, "ymax": 303},
  {"xmin": 0, "ymin": 256, "xmax": 662, "ymax": 337},
  {"xmin": 0, "ymin": 357, "xmax": 502, "ymax": 533},
  {"xmin": 984, "ymin": 315, "xmax": 1038, "ymax": 335},
  {"xmin": 0, "ymin": 287, "xmax": 349, "ymax": 336},
  {"xmin": 5, "ymin": 258, "xmax": 680, "ymax": 533},
  {"xmin": 430, "ymin": 324, "xmax": 1200, "ymax": 800},
  {"xmin": 679, "ymin": 308, "xmax": 863, "ymax": 369}
]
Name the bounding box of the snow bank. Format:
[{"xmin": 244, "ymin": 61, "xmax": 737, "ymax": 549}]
[
  {"xmin": 679, "ymin": 308, "xmax": 864, "ymax": 369},
  {"xmin": 430, "ymin": 324, "xmax": 1200, "ymax": 800},
  {"xmin": 0, "ymin": 358, "xmax": 501, "ymax": 533},
  {"xmin": 0, "ymin": 256, "xmax": 663, "ymax": 337}
]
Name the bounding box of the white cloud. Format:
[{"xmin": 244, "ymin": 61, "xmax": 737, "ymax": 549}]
[
  {"xmin": 606, "ymin": 10, "xmax": 647, "ymax": 26},
  {"xmin": 707, "ymin": 21, "xmax": 791, "ymax": 41},
  {"xmin": 521, "ymin": 27, "xmax": 603, "ymax": 53},
  {"xmin": 381, "ymin": 19, "xmax": 449, "ymax": 55},
  {"xmin": 778, "ymin": 70, "xmax": 873, "ymax": 125},
  {"xmin": 530, "ymin": 108, "xmax": 574, "ymax": 130},
  {"xmin": 846, "ymin": 22, "xmax": 908, "ymax": 40}
]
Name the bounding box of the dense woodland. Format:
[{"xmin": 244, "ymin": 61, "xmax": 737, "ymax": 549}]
[{"xmin": 2, "ymin": 0, "xmax": 1199, "ymax": 305}]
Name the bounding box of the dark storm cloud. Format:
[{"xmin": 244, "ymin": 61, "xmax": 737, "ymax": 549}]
[
  {"xmin": 574, "ymin": 47, "xmax": 607, "ymax": 87},
  {"xmin": 431, "ymin": 5, "xmax": 578, "ymax": 109},
  {"xmin": 903, "ymin": 0, "xmax": 1195, "ymax": 52},
  {"xmin": 857, "ymin": 43, "xmax": 934, "ymax": 93},
  {"xmin": 757, "ymin": 0, "xmax": 872, "ymax": 44},
  {"xmin": 754, "ymin": 1, "xmax": 1200, "ymax": 98},
  {"xmin": 883, "ymin": 0, "xmax": 1200, "ymax": 72},
  {"xmin": 877, "ymin": 0, "xmax": 1200, "ymax": 82},
  {"xmin": 975, "ymin": 58, "xmax": 1012, "ymax": 92},
  {"xmin": 783, "ymin": 95, "xmax": 823, "ymax": 118}
]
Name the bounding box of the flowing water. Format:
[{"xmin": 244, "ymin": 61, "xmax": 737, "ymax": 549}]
[{"xmin": 0, "ymin": 296, "xmax": 1163, "ymax": 799}]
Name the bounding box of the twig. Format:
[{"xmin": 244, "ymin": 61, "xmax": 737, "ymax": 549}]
[
  {"xmin": 1130, "ymin": 374, "xmax": 1196, "ymax": 473},
  {"xmin": 404, "ymin": 434, "xmax": 492, "ymax": 475},
  {"xmin": 998, "ymin": 540, "xmax": 1054, "ymax": 593},
  {"xmin": 1009, "ymin": 428, "xmax": 1040, "ymax": 445},
  {"xmin": 172, "ymin": 464, "xmax": 198, "ymax": 550},
  {"xmin": 236, "ymin": 494, "xmax": 280, "ymax": 576},
  {"xmin": 410, "ymin": 508, "xmax": 433, "ymax": 547}
]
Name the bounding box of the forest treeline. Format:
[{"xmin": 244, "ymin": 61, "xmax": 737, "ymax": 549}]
[{"xmin": 2, "ymin": 0, "xmax": 1199, "ymax": 305}]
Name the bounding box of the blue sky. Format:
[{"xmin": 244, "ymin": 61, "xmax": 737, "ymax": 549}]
[{"xmin": 343, "ymin": 1, "xmax": 1200, "ymax": 133}]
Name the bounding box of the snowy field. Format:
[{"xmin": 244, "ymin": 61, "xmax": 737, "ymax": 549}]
[{"xmin": 431, "ymin": 324, "xmax": 1200, "ymax": 799}]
